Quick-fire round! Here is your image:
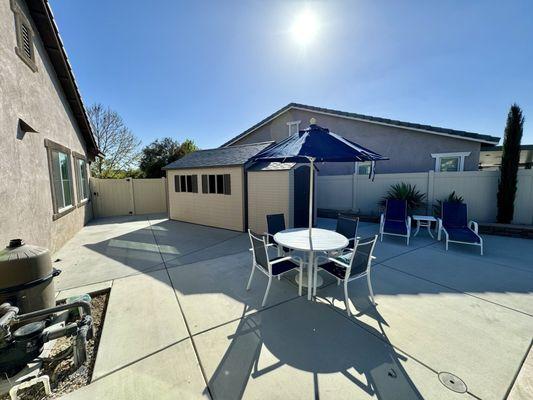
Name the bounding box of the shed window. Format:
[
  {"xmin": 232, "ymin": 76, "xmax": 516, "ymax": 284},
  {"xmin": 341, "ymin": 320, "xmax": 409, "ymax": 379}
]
[
  {"xmin": 203, "ymin": 174, "xmax": 231, "ymax": 195},
  {"xmin": 174, "ymin": 174, "xmax": 198, "ymax": 193},
  {"xmin": 208, "ymin": 175, "xmax": 216, "ymax": 193}
]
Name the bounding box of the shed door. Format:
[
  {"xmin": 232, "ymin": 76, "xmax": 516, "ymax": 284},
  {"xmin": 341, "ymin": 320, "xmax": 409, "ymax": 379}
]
[{"xmin": 293, "ymin": 165, "xmax": 314, "ymax": 227}]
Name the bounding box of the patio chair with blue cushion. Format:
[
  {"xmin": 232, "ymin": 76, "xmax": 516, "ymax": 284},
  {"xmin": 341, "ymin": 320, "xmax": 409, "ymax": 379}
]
[
  {"xmin": 379, "ymin": 199, "xmax": 411, "ymax": 245},
  {"xmin": 437, "ymin": 202, "xmax": 483, "ymax": 255},
  {"xmin": 265, "ymin": 213, "xmax": 289, "ymax": 256},
  {"xmin": 316, "ymin": 235, "xmax": 378, "ymax": 316},
  {"xmin": 246, "ymin": 230, "xmax": 303, "ymax": 306},
  {"xmin": 335, "ymin": 215, "xmax": 359, "ymax": 249}
]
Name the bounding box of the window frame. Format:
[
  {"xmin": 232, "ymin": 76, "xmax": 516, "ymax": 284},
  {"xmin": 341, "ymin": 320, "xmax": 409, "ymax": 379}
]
[
  {"xmin": 45, "ymin": 139, "xmax": 75, "ymax": 220},
  {"xmin": 356, "ymin": 161, "xmax": 372, "ymax": 175},
  {"xmin": 202, "ymin": 174, "xmax": 231, "ymax": 195},
  {"xmin": 287, "ymin": 120, "xmax": 301, "ymax": 136},
  {"xmin": 11, "ymin": 0, "xmax": 37, "ymax": 72},
  {"xmin": 431, "ymin": 152, "xmax": 471, "ymax": 172},
  {"xmin": 73, "ymin": 152, "xmax": 89, "ymax": 206},
  {"xmin": 173, "ymin": 174, "xmax": 198, "ymax": 193}
]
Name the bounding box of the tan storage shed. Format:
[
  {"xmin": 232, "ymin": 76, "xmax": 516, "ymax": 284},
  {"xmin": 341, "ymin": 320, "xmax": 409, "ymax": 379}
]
[
  {"xmin": 247, "ymin": 162, "xmax": 316, "ymax": 234},
  {"xmin": 163, "ymin": 142, "xmax": 272, "ymax": 232}
]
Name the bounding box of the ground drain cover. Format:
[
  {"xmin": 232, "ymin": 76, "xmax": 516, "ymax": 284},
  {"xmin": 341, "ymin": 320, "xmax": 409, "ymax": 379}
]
[{"xmin": 438, "ymin": 372, "xmax": 467, "ymax": 393}]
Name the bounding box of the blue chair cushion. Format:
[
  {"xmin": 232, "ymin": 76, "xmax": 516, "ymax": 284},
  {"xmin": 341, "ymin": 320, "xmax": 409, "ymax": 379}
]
[
  {"xmin": 383, "ymin": 220, "xmax": 407, "ymax": 235},
  {"xmin": 320, "ymin": 261, "xmax": 347, "ymax": 280},
  {"xmin": 269, "ymin": 257, "xmax": 299, "ymax": 276},
  {"xmin": 386, "ymin": 199, "xmax": 407, "ymax": 221},
  {"xmin": 445, "ymin": 227, "xmax": 480, "ymax": 243},
  {"xmin": 442, "ymin": 203, "xmax": 468, "ymax": 228}
]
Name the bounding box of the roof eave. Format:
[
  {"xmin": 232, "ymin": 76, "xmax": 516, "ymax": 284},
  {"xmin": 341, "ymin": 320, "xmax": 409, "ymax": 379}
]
[
  {"xmin": 25, "ymin": 0, "xmax": 100, "ymax": 160},
  {"xmin": 163, "ymin": 163, "xmax": 244, "ymax": 171},
  {"xmin": 221, "ymin": 103, "xmax": 500, "ymax": 147}
]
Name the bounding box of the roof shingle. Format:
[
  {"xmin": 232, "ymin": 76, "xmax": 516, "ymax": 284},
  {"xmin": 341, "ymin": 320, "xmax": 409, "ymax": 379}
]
[
  {"xmin": 220, "ymin": 103, "xmax": 500, "ymax": 147},
  {"xmin": 163, "ymin": 142, "xmax": 273, "ymax": 170}
]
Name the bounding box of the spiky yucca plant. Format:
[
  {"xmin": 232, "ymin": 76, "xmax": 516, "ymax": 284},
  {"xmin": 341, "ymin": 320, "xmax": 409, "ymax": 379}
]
[
  {"xmin": 433, "ymin": 191, "xmax": 464, "ymax": 218},
  {"xmin": 379, "ymin": 183, "xmax": 426, "ymax": 212}
]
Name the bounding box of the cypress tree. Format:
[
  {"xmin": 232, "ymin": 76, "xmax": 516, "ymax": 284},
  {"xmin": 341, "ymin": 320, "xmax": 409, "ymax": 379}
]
[{"xmin": 496, "ymin": 104, "xmax": 524, "ymax": 223}]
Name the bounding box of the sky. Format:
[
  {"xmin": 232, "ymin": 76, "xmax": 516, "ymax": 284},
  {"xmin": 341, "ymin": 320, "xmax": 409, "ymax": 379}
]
[{"xmin": 50, "ymin": 0, "xmax": 533, "ymax": 149}]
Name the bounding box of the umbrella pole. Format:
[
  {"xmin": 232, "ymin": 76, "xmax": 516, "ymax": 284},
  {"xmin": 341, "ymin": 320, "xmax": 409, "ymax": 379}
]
[
  {"xmin": 308, "ymin": 157, "xmax": 314, "ymax": 235},
  {"xmin": 307, "ymin": 157, "xmax": 315, "ymax": 300}
]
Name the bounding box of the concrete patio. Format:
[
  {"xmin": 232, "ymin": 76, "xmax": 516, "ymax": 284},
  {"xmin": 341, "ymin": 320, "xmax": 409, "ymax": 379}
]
[{"xmin": 52, "ymin": 214, "xmax": 533, "ymax": 400}]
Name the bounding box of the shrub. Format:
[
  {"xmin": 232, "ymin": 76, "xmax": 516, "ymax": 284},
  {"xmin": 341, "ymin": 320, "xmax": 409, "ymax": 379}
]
[
  {"xmin": 433, "ymin": 191, "xmax": 464, "ymax": 218},
  {"xmin": 379, "ymin": 183, "xmax": 426, "ymax": 212}
]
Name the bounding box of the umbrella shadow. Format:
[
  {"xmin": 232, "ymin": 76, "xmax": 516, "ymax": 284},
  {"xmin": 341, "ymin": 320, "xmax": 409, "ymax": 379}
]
[{"xmin": 206, "ymin": 299, "xmax": 423, "ymax": 400}]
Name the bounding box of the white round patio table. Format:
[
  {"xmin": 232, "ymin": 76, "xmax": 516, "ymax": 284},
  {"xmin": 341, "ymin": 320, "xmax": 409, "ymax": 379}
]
[{"xmin": 274, "ymin": 228, "xmax": 348, "ymax": 300}]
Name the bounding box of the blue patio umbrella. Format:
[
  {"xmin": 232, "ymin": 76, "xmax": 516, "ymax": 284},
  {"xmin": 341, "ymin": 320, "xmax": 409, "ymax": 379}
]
[{"xmin": 250, "ymin": 121, "xmax": 388, "ymax": 236}]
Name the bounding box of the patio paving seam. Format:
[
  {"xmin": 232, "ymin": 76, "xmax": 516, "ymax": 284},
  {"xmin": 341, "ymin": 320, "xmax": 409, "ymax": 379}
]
[
  {"xmin": 161, "ymin": 232, "xmax": 244, "ymax": 266},
  {"xmin": 427, "ymin": 247, "xmax": 533, "ymax": 275},
  {"xmin": 57, "ymin": 262, "xmax": 168, "ymax": 292},
  {"xmin": 317, "ymin": 296, "xmax": 483, "ymax": 399},
  {"xmin": 504, "ymin": 339, "xmax": 533, "ymax": 399},
  {"xmin": 189, "ymin": 294, "xmax": 302, "ymax": 338},
  {"xmin": 147, "ymin": 217, "xmax": 214, "ymax": 400},
  {"xmin": 57, "ymin": 234, "xmax": 245, "ymax": 293},
  {"xmin": 380, "ymin": 262, "xmax": 533, "ymax": 318},
  {"xmin": 91, "ymin": 338, "xmax": 190, "ymax": 383}
]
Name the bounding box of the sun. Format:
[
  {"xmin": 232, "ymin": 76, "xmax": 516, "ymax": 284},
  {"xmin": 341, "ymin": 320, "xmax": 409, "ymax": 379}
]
[{"xmin": 291, "ymin": 9, "xmax": 319, "ymax": 47}]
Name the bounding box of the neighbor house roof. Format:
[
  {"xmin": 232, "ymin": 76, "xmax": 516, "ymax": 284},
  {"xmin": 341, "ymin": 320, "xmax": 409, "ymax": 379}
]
[
  {"xmin": 220, "ymin": 103, "xmax": 500, "ymax": 147},
  {"xmin": 163, "ymin": 142, "xmax": 273, "ymax": 170},
  {"xmin": 25, "ymin": 0, "xmax": 100, "ymax": 159}
]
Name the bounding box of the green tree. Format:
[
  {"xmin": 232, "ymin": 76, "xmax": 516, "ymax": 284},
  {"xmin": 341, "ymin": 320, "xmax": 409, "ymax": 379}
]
[
  {"xmin": 139, "ymin": 138, "xmax": 199, "ymax": 178},
  {"xmin": 496, "ymin": 104, "xmax": 524, "ymax": 223}
]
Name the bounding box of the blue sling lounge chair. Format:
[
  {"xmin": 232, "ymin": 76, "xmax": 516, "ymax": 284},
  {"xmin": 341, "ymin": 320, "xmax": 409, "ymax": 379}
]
[
  {"xmin": 379, "ymin": 199, "xmax": 411, "ymax": 245},
  {"xmin": 438, "ymin": 202, "xmax": 483, "ymax": 255}
]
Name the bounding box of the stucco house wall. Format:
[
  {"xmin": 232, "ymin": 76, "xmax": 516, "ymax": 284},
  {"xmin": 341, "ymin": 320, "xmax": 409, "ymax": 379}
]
[
  {"xmin": 166, "ymin": 167, "xmax": 245, "ymax": 232},
  {"xmin": 0, "ymin": 0, "xmax": 93, "ymax": 252},
  {"xmin": 230, "ymin": 109, "xmax": 483, "ymax": 175}
]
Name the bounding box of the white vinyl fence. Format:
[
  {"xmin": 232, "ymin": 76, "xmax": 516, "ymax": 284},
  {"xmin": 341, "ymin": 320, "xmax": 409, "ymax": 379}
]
[
  {"xmin": 317, "ymin": 170, "xmax": 533, "ymax": 224},
  {"xmin": 90, "ymin": 178, "xmax": 168, "ymax": 218}
]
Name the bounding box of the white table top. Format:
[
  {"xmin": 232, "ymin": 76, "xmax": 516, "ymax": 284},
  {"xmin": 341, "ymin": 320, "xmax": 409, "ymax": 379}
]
[
  {"xmin": 412, "ymin": 215, "xmax": 437, "ymax": 221},
  {"xmin": 274, "ymin": 228, "xmax": 348, "ymax": 252}
]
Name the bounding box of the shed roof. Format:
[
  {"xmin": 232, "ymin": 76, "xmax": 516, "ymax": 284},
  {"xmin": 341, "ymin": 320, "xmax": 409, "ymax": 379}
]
[
  {"xmin": 25, "ymin": 0, "xmax": 99, "ymax": 159},
  {"xmin": 163, "ymin": 142, "xmax": 273, "ymax": 170}
]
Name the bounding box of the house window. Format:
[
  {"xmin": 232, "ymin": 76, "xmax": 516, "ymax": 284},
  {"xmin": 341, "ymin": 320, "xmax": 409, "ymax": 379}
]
[
  {"xmin": 287, "ymin": 121, "xmax": 301, "ymax": 135},
  {"xmin": 11, "ymin": 2, "xmax": 37, "ymax": 72},
  {"xmin": 357, "ymin": 162, "xmax": 372, "ymax": 175},
  {"xmin": 74, "ymin": 155, "xmax": 89, "ymax": 203},
  {"xmin": 45, "ymin": 140, "xmax": 74, "ymax": 218},
  {"xmin": 431, "ymin": 152, "xmax": 471, "ymax": 172},
  {"xmin": 202, "ymin": 174, "xmax": 231, "ymax": 195},
  {"xmin": 174, "ymin": 174, "xmax": 198, "ymax": 193}
]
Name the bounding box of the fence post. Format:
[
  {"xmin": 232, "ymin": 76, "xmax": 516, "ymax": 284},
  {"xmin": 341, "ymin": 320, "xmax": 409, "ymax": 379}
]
[
  {"xmin": 128, "ymin": 178, "xmax": 135, "ymax": 215},
  {"xmin": 427, "ymin": 170, "xmax": 435, "ymax": 215}
]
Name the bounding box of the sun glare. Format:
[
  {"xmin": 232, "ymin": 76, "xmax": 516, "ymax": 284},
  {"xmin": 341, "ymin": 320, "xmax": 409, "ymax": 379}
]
[{"xmin": 291, "ymin": 9, "xmax": 319, "ymax": 47}]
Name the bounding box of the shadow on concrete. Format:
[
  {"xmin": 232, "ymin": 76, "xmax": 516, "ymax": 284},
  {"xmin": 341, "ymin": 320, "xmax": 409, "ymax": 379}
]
[{"xmin": 205, "ymin": 300, "xmax": 422, "ymax": 399}]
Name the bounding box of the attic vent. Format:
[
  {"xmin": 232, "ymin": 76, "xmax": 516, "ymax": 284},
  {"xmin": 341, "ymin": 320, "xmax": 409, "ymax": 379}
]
[
  {"xmin": 12, "ymin": 6, "xmax": 37, "ymax": 72},
  {"xmin": 21, "ymin": 23, "xmax": 32, "ymax": 59}
]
